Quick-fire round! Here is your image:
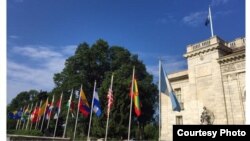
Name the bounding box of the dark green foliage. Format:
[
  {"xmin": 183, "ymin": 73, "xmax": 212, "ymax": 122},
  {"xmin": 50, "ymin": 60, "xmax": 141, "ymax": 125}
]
[{"xmin": 144, "ymin": 123, "xmax": 158, "ymax": 140}]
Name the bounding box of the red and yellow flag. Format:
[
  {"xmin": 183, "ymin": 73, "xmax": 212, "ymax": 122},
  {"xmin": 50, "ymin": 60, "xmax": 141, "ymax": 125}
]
[{"xmin": 132, "ymin": 79, "xmax": 141, "ymax": 117}]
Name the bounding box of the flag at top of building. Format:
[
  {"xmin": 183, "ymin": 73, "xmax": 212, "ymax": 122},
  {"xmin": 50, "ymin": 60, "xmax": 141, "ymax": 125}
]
[
  {"xmin": 159, "ymin": 60, "xmax": 181, "ymax": 112},
  {"xmin": 205, "ymin": 5, "xmax": 214, "ymax": 37},
  {"xmin": 93, "ymin": 90, "xmax": 102, "ymax": 117}
]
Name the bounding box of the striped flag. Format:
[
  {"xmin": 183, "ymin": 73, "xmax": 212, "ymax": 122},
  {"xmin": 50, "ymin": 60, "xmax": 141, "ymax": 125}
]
[
  {"xmin": 160, "ymin": 62, "xmax": 181, "ymax": 112},
  {"xmin": 132, "ymin": 79, "xmax": 141, "ymax": 117},
  {"xmin": 79, "ymin": 88, "xmax": 90, "ymax": 117},
  {"xmin": 93, "ymin": 90, "xmax": 102, "ymax": 117},
  {"xmin": 107, "ymin": 88, "xmax": 113, "ymax": 113}
]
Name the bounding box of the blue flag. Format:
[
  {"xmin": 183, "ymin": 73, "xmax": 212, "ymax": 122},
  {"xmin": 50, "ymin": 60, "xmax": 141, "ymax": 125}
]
[
  {"xmin": 93, "ymin": 90, "xmax": 102, "ymax": 117},
  {"xmin": 205, "ymin": 16, "xmax": 210, "ymax": 26},
  {"xmin": 160, "ymin": 62, "xmax": 181, "ymax": 112}
]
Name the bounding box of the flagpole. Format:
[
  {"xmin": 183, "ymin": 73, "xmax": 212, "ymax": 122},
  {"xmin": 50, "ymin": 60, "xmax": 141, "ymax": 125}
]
[
  {"xmin": 87, "ymin": 81, "xmax": 97, "ymax": 141},
  {"xmin": 37, "ymin": 104, "xmax": 43, "ymax": 130},
  {"xmin": 21, "ymin": 105, "xmax": 28, "ymax": 130},
  {"xmin": 73, "ymin": 85, "xmax": 82, "ymax": 141},
  {"xmin": 128, "ymin": 66, "xmax": 135, "ymax": 140},
  {"xmin": 23, "ymin": 105, "xmax": 30, "ymax": 130},
  {"xmin": 63, "ymin": 89, "xmax": 73, "ymax": 138},
  {"xmin": 47, "ymin": 95, "xmax": 54, "ymax": 129},
  {"xmin": 19, "ymin": 106, "xmax": 25, "ymax": 130},
  {"xmin": 105, "ymin": 74, "xmax": 114, "ymax": 141},
  {"xmin": 54, "ymin": 92, "xmax": 63, "ymax": 137},
  {"xmin": 16, "ymin": 120, "xmax": 19, "ymax": 130},
  {"xmin": 209, "ymin": 5, "xmax": 214, "ymax": 37},
  {"xmin": 35, "ymin": 100, "xmax": 42, "ymax": 130},
  {"xmin": 26, "ymin": 103, "xmax": 33, "ymax": 130},
  {"xmin": 158, "ymin": 60, "xmax": 162, "ymax": 140},
  {"xmin": 40, "ymin": 98, "xmax": 48, "ymax": 131},
  {"xmin": 30, "ymin": 102, "xmax": 37, "ymax": 130}
]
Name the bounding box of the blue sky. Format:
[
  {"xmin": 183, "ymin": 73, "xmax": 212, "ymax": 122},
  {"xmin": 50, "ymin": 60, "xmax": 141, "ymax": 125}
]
[{"xmin": 7, "ymin": 0, "xmax": 245, "ymax": 103}]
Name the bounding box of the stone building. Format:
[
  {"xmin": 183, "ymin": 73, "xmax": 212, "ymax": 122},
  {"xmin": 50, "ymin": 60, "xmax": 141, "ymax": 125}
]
[{"xmin": 160, "ymin": 36, "xmax": 246, "ymax": 141}]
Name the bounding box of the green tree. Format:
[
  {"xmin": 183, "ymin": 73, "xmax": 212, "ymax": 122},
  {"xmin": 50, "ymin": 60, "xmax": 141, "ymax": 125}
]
[
  {"xmin": 52, "ymin": 39, "xmax": 158, "ymax": 139},
  {"xmin": 6, "ymin": 90, "xmax": 48, "ymax": 130},
  {"xmin": 144, "ymin": 123, "xmax": 158, "ymax": 140},
  {"xmin": 7, "ymin": 39, "xmax": 158, "ymax": 139}
]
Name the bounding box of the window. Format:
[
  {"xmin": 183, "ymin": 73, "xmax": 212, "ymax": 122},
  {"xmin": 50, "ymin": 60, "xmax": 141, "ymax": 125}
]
[
  {"xmin": 174, "ymin": 88, "xmax": 181, "ymax": 102},
  {"xmin": 174, "ymin": 88, "xmax": 184, "ymax": 110},
  {"xmin": 176, "ymin": 116, "xmax": 183, "ymax": 125},
  {"xmin": 230, "ymin": 42, "xmax": 236, "ymax": 47}
]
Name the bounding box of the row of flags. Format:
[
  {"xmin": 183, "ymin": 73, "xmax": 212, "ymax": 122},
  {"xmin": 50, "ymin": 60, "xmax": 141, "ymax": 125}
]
[
  {"xmin": 8, "ymin": 88, "xmax": 101, "ymax": 122},
  {"xmin": 9, "ymin": 63, "xmax": 181, "ymax": 139}
]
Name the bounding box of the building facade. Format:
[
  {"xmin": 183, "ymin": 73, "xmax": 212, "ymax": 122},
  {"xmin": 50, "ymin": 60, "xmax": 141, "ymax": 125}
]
[{"xmin": 160, "ymin": 36, "xmax": 246, "ymax": 141}]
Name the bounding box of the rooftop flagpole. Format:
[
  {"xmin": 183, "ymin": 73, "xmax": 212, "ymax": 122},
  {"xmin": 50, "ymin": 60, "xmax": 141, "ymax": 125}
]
[{"xmin": 209, "ymin": 5, "xmax": 214, "ymax": 37}]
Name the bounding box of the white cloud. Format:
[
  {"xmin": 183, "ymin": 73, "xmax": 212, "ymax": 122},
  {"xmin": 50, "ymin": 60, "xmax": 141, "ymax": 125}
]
[
  {"xmin": 156, "ymin": 14, "xmax": 176, "ymax": 24},
  {"xmin": 211, "ymin": 0, "xmax": 229, "ymax": 6},
  {"xmin": 7, "ymin": 60, "xmax": 55, "ymax": 90},
  {"xmin": 12, "ymin": 46, "xmax": 62, "ymax": 59},
  {"xmin": 147, "ymin": 59, "xmax": 187, "ymax": 78},
  {"xmin": 137, "ymin": 52, "xmax": 187, "ymax": 81},
  {"xmin": 215, "ymin": 10, "xmax": 232, "ymax": 17},
  {"xmin": 9, "ymin": 35, "xmax": 19, "ymax": 39},
  {"xmin": 62, "ymin": 45, "xmax": 77, "ymax": 55},
  {"xmin": 7, "ymin": 44, "xmax": 77, "ymax": 103},
  {"xmin": 182, "ymin": 11, "xmax": 208, "ymax": 27}
]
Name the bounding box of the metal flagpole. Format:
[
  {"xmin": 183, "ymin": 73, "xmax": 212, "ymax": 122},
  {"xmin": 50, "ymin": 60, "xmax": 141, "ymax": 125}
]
[
  {"xmin": 35, "ymin": 100, "xmax": 42, "ymax": 130},
  {"xmin": 22, "ymin": 105, "xmax": 29, "ymax": 130},
  {"xmin": 73, "ymin": 85, "xmax": 82, "ymax": 141},
  {"xmin": 63, "ymin": 89, "xmax": 73, "ymax": 138},
  {"xmin": 16, "ymin": 120, "xmax": 19, "ymax": 130},
  {"xmin": 209, "ymin": 5, "xmax": 214, "ymax": 37},
  {"xmin": 47, "ymin": 95, "xmax": 54, "ymax": 129},
  {"xmin": 26, "ymin": 103, "xmax": 33, "ymax": 130},
  {"xmin": 40, "ymin": 98, "xmax": 48, "ymax": 131},
  {"xmin": 128, "ymin": 66, "xmax": 135, "ymax": 140},
  {"xmin": 30, "ymin": 102, "xmax": 37, "ymax": 130},
  {"xmin": 18, "ymin": 120, "xmax": 22, "ymax": 130},
  {"xmin": 54, "ymin": 92, "xmax": 63, "ymax": 137},
  {"xmin": 105, "ymin": 74, "xmax": 114, "ymax": 141},
  {"xmin": 159, "ymin": 60, "xmax": 162, "ymax": 140},
  {"xmin": 87, "ymin": 81, "xmax": 97, "ymax": 141},
  {"xmin": 19, "ymin": 106, "xmax": 25, "ymax": 130}
]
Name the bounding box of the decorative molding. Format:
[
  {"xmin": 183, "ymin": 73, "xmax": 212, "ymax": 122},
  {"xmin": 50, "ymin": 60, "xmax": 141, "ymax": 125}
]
[
  {"xmin": 221, "ymin": 61, "xmax": 245, "ymax": 73},
  {"xmin": 184, "ymin": 43, "xmax": 232, "ymax": 58},
  {"xmin": 218, "ymin": 50, "xmax": 245, "ymax": 64}
]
